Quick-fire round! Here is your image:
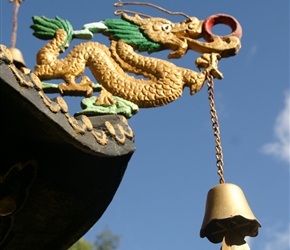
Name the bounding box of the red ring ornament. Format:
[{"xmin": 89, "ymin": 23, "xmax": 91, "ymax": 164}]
[{"xmin": 202, "ymin": 14, "xmax": 242, "ymax": 42}]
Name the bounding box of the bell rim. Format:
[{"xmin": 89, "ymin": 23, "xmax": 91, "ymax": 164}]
[{"xmin": 200, "ymin": 215, "xmax": 261, "ymax": 243}]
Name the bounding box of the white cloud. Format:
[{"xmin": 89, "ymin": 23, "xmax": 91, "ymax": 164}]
[
  {"xmin": 248, "ymin": 45, "xmax": 257, "ymax": 58},
  {"xmin": 263, "ymin": 224, "xmax": 290, "ymax": 250},
  {"xmin": 245, "ymin": 43, "xmax": 258, "ymax": 64},
  {"xmin": 262, "ymin": 92, "xmax": 290, "ymax": 165}
]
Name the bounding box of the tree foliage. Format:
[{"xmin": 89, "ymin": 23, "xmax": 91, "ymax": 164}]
[
  {"xmin": 69, "ymin": 238, "xmax": 93, "ymax": 250},
  {"xmin": 68, "ymin": 228, "xmax": 120, "ymax": 250},
  {"xmin": 94, "ymin": 227, "xmax": 120, "ymax": 250}
]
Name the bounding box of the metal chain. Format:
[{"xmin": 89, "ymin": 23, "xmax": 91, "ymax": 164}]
[{"xmin": 207, "ymin": 74, "xmax": 225, "ymax": 184}]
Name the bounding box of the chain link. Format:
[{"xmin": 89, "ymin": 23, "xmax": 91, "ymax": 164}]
[{"xmin": 207, "ymin": 74, "xmax": 225, "ymax": 184}]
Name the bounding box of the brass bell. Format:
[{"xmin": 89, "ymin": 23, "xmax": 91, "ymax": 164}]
[
  {"xmin": 9, "ymin": 47, "xmax": 26, "ymax": 69},
  {"xmin": 200, "ymin": 183, "xmax": 261, "ymax": 244}
]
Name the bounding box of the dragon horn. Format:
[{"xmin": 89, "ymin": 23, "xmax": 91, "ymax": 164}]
[
  {"xmin": 73, "ymin": 22, "xmax": 108, "ymax": 40},
  {"xmin": 121, "ymin": 13, "xmax": 148, "ymax": 26},
  {"xmin": 83, "ymin": 21, "xmax": 108, "ymax": 33}
]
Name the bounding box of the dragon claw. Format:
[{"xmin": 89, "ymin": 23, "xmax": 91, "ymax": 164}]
[
  {"xmin": 96, "ymin": 88, "xmax": 117, "ymax": 106},
  {"xmin": 195, "ymin": 53, "xmax": 223, "ymax": 79},
  {"xmin": 58, "ymin": 76, "xmax": 94, "ymax": 96}
]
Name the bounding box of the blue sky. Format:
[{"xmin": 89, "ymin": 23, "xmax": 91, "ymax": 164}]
[{"xmin": 1, "ymin": 1, "xmax": 289, "ymax": 249}]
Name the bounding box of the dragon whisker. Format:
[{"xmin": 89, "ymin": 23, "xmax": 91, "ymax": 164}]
[{"xmin": 114, "ymin": 1, "xmax": 192, "ymax": 20}]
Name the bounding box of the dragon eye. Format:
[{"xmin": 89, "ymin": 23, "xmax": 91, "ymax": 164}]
[
  {"xmin": 162, "ymin": 24, "xmax": 171, "ymax": 32},
  {"xmin": 188, "ymin": 23, "xmax": 196, "ymax": 30}
]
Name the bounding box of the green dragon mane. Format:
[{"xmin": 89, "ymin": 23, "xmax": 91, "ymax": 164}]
[
  {"xmin": 30, "ymin": 15, "xmax": 162, "ymax": 53},
  {"xmin": 102, "ymin": 17, "xmax": 162, "ymax": 53},
  {"xmin": 30, "ymin": 16, "xmax": 73, "ymax": 51}
]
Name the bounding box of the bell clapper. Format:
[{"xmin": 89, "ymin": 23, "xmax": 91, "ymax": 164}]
[{"xmin": 221, "ymin": 234, "xmax": 250, "ymax": 250}]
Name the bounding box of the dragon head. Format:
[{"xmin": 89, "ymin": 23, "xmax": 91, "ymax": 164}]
[
  {"xmin": 121, "ymin": 13, "xmax": 242, "ymax": 59},
  {"xmin": 120, "ymin": 13, "xmax": 202, "ymax": 59}
]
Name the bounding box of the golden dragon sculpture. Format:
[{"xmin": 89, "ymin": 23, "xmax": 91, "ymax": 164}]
[{"xmin": 30, "ymin": 2, "xmax": 242, "ymax": 109}]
